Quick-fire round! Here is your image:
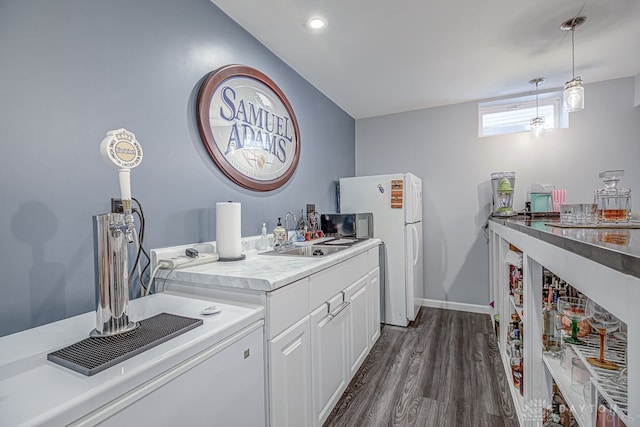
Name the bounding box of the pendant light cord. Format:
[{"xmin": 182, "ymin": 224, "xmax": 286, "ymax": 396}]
[
  {"xmin": 535, "ymin": 80, "xmax": 539, "ymax": 117},
  {"xmin": 571, "ymin": 26, "xmax": 576, "ymax": 79}
]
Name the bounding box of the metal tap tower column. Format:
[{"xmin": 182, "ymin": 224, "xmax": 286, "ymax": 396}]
[{"xmin": 91, "ymin": 212, "xmax": 138, "ymax": 336}]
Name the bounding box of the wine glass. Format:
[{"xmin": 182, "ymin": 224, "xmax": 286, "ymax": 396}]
[
  {"xmin": 609, "ymin": 333, "xmax": 628, "ymax": 388},
  {"xmin": 557, "ymin": 296, "xmax": 587, "ymax": 344},
  {"xmin": 584, "ymin": 298, "xmax": 620, "ymax": 370}
]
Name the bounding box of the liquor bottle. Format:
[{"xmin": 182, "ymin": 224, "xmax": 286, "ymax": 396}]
[
  {"xmin": 543, "ymin": 402, "xmax": 564, "ymax": 427},
  {"xmin": 518, "ymin": 355, "xmax": 524, "ymax": 395},
  {"xmin": 513, "ymin": 283, "xmax": 523, "ymax": 306},
  {"xmin": 543, "ymin": 289, "xmax": 562, "ymax": 353},
  {"xmin": 543, "ymin": 412, "xmax": 563, "ymax": 427}
]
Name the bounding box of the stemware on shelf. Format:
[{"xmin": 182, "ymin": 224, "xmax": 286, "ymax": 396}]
[
  {"xmin": 557, "ymin": 296, "xmax": 587, "ymax": 345},
  {"xmin": 609, "ymin": 338, "xmax": 628, "ymax": 388},
  {"xmin": 585, "ymin": 298, "xmax": 621, "ymax": 370}
]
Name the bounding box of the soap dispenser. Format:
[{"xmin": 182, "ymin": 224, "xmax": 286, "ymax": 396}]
[
  {"xmin": 273, "ymin": 218, "xmax": 286, "ymax": 247},
  {"xmin": 260, "ymin": 223, "xmax": 268, "ymax": 250}
]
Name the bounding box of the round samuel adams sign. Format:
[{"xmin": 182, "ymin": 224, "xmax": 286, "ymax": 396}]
[{"xmin": 197, "ymin": 65, "xmax": 301, "ymax": 191}]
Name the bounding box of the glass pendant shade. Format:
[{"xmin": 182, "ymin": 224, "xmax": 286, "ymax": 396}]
[
  {"xmin": 564, "ymin": 77, "xmax": 584, "ymax": 112},
  {"xmin": 529, "ymin": 77, "xmax": 545, "ymax": 137},
  {"xmin": 530, "ymin": 116, "xmax": 545, "ymax": 137},
  {"xmin": 561, "ymin": 16, "xmax": 587, "ymax": 113}
]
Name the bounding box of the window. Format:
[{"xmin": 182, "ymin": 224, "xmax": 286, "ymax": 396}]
[{"xmin": 478, "ymin": 91, "xmax": 567, "ymax": 137}]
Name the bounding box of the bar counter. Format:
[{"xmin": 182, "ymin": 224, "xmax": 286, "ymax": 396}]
[{"xmin": 489, "ymin": 216, "xmax": 640, "ymax": 279}]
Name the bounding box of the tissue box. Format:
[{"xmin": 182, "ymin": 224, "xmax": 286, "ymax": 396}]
[{"xmin": 530, "ymin": 193, "xmax": 551, "ymax": 213}]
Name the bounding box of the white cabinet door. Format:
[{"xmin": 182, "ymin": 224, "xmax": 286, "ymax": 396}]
[
  {"xmin": 310, "ymin": 293, "xmax": 351, "ymax": 427},
  {"xmin": 368, "ymin": 267, "xmax": 381, "ymax": 346},
  {"xmin": 79, "ymin": 326, "xmax": 265, "ymax": 427},
  {"xmin": 345, "ymin": 276, "xmax": 369, "ymax": 376},
  {"xmin": 269, "ymin": 316, "xmax": 312, "ymax": 427}
]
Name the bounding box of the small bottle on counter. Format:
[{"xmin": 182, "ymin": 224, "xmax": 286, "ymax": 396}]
[
  {"xmin": 260, "ymin": 223, "xmax": 268, "ymax": 250},
  {"xmin": 273, "ymin": 218, "xmax": 286, "ymax": 247}
]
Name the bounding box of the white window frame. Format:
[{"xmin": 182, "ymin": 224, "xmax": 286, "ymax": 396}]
[{"xmin": 478, "ymin": 91, "xmax": 568, "ymax": 137}]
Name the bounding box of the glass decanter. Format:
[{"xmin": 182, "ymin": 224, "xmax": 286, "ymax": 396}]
[{"xmin": 594, "ymin": 170, "xmax": 631, "ymax": 223}]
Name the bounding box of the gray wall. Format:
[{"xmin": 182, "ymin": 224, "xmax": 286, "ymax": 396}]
[
  {"xmin": 0, "ymin": 0, "xmax": 355, "ymax": 337},
  {"xmin": 356, "ymin": 77, "xmax": 640, "ymax": 307}
]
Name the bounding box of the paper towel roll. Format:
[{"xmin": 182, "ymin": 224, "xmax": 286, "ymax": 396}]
[{"xmin": 216, "ymin": 201, "xmax": 242, "ymax": 259}]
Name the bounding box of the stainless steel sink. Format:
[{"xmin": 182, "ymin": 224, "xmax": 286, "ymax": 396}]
[{"xmin": 259, "ymin": 244, "xmax": 349, "ymax": 257}]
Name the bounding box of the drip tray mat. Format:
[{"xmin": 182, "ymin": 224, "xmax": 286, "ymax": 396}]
[{"xmin": 47, "ymin": 313, "xmax": 202, "ymax": 376}]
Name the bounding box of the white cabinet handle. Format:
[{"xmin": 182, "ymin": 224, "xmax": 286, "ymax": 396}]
[
  {"xmin": 329, "ymin": 302, "xmax": 349, "ymax": 318},
  {"xmin": 318, "ymin": 300, "xmax": 350, "ymax": 327}
]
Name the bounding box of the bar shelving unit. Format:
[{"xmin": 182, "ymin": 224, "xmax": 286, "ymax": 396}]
[{"xmin": 489, "ymin": 218, "xmax": 637, "ymax": 427}]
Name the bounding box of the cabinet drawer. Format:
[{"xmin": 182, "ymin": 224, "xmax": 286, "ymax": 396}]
[
  {"xmin": 309, "ymin": 252, "xmax": 368, "ymax": 309},
  {"xmin": 267, "ymin": 277, "xmax": 310, "ymax": 339}
]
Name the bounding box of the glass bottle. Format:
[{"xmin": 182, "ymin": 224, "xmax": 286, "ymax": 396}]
[
  {"xmin": 513, "ymin": 279, "xmax": 523, "ymax": 306},
  {"xmin": 594, "ymin": 170, "xmax": 631, "ymax": 223},
  {"xmin": 260, "ymin": 223, "xmax": 268, "ymax": 250},
  {"xmin": 543, "ymin": 289, "xmax": 562, "ymax": 354},
  {"xmin": 543, "ymin": 406, "xmax": 563, "ymax": 427}
]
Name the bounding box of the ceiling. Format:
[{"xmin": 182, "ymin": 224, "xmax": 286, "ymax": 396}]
[{"xmin": 211, "ymin": 0, "xmax": 640, "ymax": 119}]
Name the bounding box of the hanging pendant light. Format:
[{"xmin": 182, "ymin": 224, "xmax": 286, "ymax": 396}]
[
  {"xmin": 529, "ymin": 78, "xmax": 545, "ymax": 137},
  {"xmin": 561, "ymin": 16, "xmax": 587, "ymax": 112}
]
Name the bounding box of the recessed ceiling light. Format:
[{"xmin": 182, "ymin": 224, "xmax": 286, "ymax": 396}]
[{"xmin": 307, "ymin": 17, "xmax": 327, "ymax": 30}]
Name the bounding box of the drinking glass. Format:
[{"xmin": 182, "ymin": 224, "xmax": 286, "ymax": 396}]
[
  {"xmin": 560, "ymin": 204, "xmax": 575, "ymax": 225},
  {"xmin": 584, "ymin": 298, "xmax": 620, "ymax": 370},
  {"xmin": 557, "ymin": 296, "xmax": 587, "ymax": 344},
  {"xmin": 573, "ymin": 204, "xmax": 586, "ymax": 224},
  {"xmin": 583, "ymin": 203, "xmax": 598, "ymax": 225}
]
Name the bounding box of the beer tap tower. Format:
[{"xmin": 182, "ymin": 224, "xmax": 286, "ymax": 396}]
[{"xmin": 91, "ymin": 128, "xmax": 143, "ymax": 337}]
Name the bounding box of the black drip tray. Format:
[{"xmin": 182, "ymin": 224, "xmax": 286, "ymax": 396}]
[{"xmin": 47, "ymin": 313, "xmax": 202, "ymax": 376}]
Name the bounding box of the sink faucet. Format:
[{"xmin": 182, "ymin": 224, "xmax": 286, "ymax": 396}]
[{"xmin": 284, "ymin": 211, "xmax": 297, "ymax": 246}]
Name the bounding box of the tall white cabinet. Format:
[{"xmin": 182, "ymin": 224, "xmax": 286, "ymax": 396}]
[{"xmin": 489, "ymin": 219, "xmax": 639, "ymax": 427}]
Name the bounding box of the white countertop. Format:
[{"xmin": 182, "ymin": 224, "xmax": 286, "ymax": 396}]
[
  {"xmin": 155, "ymin": 238, "xmax": 382, "ymax": 292},
  {"xmin": 0, "ymin": 292, "xmax": 264, "ymax": 427}
]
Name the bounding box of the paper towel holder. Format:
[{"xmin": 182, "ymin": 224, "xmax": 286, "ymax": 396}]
[{"xmin": 216, "ymin": 201, "xmax": 245, "ymax": 261}]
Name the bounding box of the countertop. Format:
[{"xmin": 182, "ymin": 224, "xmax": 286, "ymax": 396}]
[
  {"xmin": 0, "ymin": 292, "xmax": 263, "ymax": 427},
  {"xmin": 489, "ymin": 216, "xmax": 640, "ymax": 279},
  {"xmin": 154, "ymin": 238, "xmax": 382, "ymax": 293}
]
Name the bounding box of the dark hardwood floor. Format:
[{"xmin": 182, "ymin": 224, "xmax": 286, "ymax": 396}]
[{"xmin": 324, "ymin": 307, "xmax": 519, "ymax": 427}]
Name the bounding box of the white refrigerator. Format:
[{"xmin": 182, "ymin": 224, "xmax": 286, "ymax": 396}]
[{"xmin": 339, "ymin": 173, "xmax": 423, "ymax": 327}]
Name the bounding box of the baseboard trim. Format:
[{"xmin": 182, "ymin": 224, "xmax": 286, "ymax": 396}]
[{"xmin": 419, "ymin": 298, "xmax": 492, "ymax": 315}]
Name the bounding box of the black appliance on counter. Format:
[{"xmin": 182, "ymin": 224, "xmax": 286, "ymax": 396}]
[{"xmin": 320, "ymin": 213, "xmax": 373, "ymax": 239}]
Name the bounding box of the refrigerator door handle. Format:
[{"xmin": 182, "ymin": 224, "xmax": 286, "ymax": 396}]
[
  {"xmin": 412, "ymin": 224, "xmax": 419, "ymax": 266},
  {"xmin": 412, "ymin": 181, "xmax": 422, "ymax": 222}
]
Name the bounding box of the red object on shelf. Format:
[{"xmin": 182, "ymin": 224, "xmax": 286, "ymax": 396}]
[{"xmin": 304, "ymin": 230, "xmax": 324, "ymax": 241}]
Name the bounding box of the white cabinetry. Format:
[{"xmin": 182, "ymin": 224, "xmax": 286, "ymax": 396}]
[
  {"xmin": 368, "ymin": 267, "xmax": 381, "ymax": 347},
  {"xmin": 346, "ymin": 276, "xmax": 369, "ymax": 376},
  {"xmin": 163, "ymin": 244, "xmax": 382, "ymax": 427},
  {"xmin": 346, "ymin": 265, "xmax": 381, "ymax": 377},
  {"xmin": 311, "ymin": 292, "xmax": 351, "ymax": 426},
  {"xmin": 269, "ymin": 316, "xmax": 312, "ymax": 427},
  {"xmin": 306, "ymin": 247, "xmax": 381, "ymax": 426},
  {"xmin": 489, "ymin": 220, "xmax": 639, "ymax": 427},
  {"xmin": 81, "ymin": 326, "xmax": 264, "ymax": 427}
]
